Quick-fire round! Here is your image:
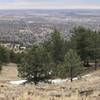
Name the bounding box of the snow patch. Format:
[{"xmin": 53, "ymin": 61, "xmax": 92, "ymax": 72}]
[
  {"xmin": 49, "ymin": 79, "xmax": 68, "ymax": 84},
  {"xmin": 8, "ymin": 80, "xmax": 27, "ymax": 85}
]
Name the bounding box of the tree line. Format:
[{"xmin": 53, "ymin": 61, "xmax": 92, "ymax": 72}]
[
  {"xmin": 0, "ymin": 45, "xmax": 23, "ymax": 71},
  {"xmin": 0, "ymin": 26, "xmax": 100, "ymax": 84}
]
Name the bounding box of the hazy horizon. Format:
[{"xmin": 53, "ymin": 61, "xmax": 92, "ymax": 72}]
[
  {"xmin": 0, "ymin": 8, "xmax": 100, "ymax": 10},
  {"xmin": 0, "ymin": 0, "xmax": 100, "ymax": 9}
]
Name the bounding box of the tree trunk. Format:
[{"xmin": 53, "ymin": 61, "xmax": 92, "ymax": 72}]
[
  {"xmin": 34, "ymin": 73, "xmax": 38, "ymax": 85},
  {"xmin": 34, "ymin": 80, "xmax": 37, "ymax": 85},
  {"xmin": 84, "ymin": 60, "xmax": 89, "ymax": 67},
  {"xmin": 70, "ymin": 67, "xmax": 73, "ymax": 82},
  {"xmin": 94, "ymin": 60, "xmax": 97, "ymax": 70}
]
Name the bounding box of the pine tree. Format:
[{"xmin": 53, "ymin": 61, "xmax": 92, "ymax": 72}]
[
  {"xmin": 0, "ymin": 45, "xmax": 10, "ymax": 63},
  {"xmin": 18, "ymin": 44, "xmax": 51, "ymax": 84},
  {"xmin": 50, "ymin": 30, "xmax": 65, "ymax": 65},
  {"xmin": 71, "ymin": 26, "xmax": 97, "ymax": 66},
  {"xmin": 64, "ymin": 49, "xmax": 83, "ymax": 82}
]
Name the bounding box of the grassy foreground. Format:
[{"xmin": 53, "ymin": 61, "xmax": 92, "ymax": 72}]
[{"xmin": 0, "ymin": 63, "xmax": 100, "ymax": 100}]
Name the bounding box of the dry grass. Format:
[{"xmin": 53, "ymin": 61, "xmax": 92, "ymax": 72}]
[
  {"xmin": 0, "ymin": 63, "xmax": 19, "ymax": 82},
  {"xmin": 0, "ymin": 63, "xmax": 100, "ymax": 100}
]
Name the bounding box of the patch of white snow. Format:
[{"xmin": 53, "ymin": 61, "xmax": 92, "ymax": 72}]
[{"xmin": 8, "ymin": 80, "xmax": 27, "ymax": 85}]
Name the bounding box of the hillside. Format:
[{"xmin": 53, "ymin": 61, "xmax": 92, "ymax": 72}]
[{"xmin": 0, "ymin": 63, "xmax": 100, "ymax": 100}]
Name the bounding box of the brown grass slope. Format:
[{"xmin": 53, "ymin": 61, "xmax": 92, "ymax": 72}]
[{"xmin": 0, "ymin": 63, "xmax": 100, "ymax": 100}]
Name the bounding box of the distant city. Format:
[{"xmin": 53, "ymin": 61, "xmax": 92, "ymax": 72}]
[{"xmin": 0, "ymin": 9, "xmax": 100, "ymax": 46}]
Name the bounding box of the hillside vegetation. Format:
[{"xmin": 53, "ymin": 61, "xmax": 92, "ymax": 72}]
[{"xmin": 0, "ymin": 26, "xmax": 99, "ymax": 100}]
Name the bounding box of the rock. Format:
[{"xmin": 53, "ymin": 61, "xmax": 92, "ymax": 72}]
[
  {"xmin": 0, "ymin": 85, "xmax": 4, "ymax": 87},
  {"xmin": 78, "ymin": 87, "xmax": 93, "ymax": 97},
  {"xmin": 48, "ymin": 91, "xmax": 71, "ymax": 97},
  {"xmin": 48, "ymin": 91, "xmax": 63, "ymax": 97},
  {"xmin": 63, "ymin": 92, "xmax": 71, "ymax": 97}
]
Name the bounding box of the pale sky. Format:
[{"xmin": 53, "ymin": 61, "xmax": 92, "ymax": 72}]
[{"xmin": 0, "ymin": 0, "xmax": 100, "ymax": 9}]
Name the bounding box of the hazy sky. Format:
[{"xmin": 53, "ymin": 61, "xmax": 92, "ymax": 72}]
[{"xmin": 0, "ymin": 0, "xmax": 100, "ymax": 9}]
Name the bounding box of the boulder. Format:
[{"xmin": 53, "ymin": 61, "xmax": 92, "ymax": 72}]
[
  {"xmin": 48, "ymin": 91, "xmax": 62, "ymax": 97},
  {"xmin": 78, "ymin": 87, "xmax": 93, "ymax": 97}
]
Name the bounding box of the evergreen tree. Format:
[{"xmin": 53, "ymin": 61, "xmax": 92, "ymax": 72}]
[
  {"xmin": 0, "ymin": 45, "xmax": 10, "ymax": 63},
  {"xmin": 64, "ymin": 49, "xmax": 83, "ymax": 82},
  {"xmin": 0, "ymin": 61, "xmax": 2, "ymax": 72},
  {"xmin": 71, "ymin": 26, "xmax": 96, "ymax": 66},
  {"xmin": 90, "ymin": 31, "xmax": 100, "ymax": 69},
  {"xmin": 50, "ymin": 30, "xmax": 65, "ymax": 65},
  {"xmin": 18, "ymin": 44, "xmax": 51, "ymax": 84}
]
